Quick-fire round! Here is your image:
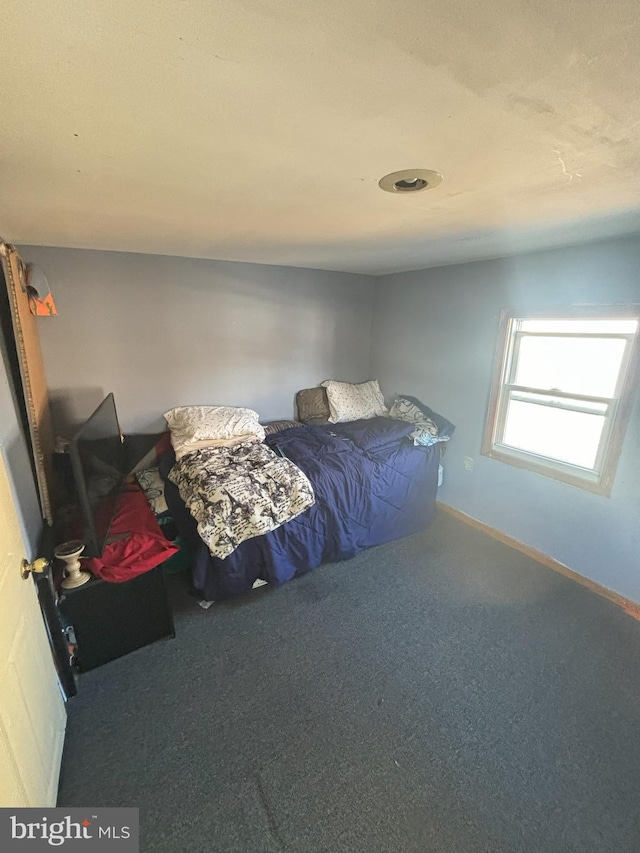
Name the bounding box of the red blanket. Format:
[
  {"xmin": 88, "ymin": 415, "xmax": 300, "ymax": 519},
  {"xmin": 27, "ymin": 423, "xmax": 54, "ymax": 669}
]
[{"xmin": 86, "ymin": 486, "xmax": 178, "ymax": 582}]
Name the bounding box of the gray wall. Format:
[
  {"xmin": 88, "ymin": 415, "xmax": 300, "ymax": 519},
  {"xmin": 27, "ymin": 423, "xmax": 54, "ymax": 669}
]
[
  {"xmin": 372, "ymin": 234, "xmax": 640, "ymax": 602},
  {"xmin": 19, "ymin": 238, "xmax": 640, "ymax": 601},
  {"xmin": 21, "ymin": 247, "xmax": 375, "ymax": 435}
]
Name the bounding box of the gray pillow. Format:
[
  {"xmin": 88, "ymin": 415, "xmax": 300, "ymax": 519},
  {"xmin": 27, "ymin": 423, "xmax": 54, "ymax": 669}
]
[
  {"xmin": 262, "ymin": 419, "xmax": 301, "ymax": 436},
  {"xmin": 296, "ymin": 388, "xmax": 331, "ymax": 424}
]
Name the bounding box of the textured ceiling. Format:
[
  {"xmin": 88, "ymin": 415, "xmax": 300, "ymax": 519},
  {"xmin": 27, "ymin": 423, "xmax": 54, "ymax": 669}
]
[{"xmin": 2, "ymin": 0, "xmax": 640, "ymax": 275}]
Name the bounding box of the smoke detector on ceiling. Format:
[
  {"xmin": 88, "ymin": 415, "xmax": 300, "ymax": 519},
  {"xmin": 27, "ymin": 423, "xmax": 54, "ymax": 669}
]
[{"xmin": 378, "ymin": 169, "xmax": 443, "ymax": 194}]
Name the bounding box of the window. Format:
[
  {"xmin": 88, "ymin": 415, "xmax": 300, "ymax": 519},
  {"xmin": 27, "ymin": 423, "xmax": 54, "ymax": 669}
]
[{"xmin": 482, "ymin": 309, "xmax": 640, "ymax": 495}]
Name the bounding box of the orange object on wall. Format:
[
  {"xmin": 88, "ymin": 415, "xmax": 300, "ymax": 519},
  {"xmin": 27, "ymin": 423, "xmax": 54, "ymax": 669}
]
[
  {"xmin": 25, "ymin": 262, "xmax": 58, "ymax": 315},
  {"xmin": 28, "ymin": 291, "xmax": 58, "ymax": 316}
]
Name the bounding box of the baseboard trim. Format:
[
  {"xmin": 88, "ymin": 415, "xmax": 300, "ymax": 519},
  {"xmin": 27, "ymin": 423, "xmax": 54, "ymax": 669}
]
[{"xmin": 437, "ymin": 501, "xmax": 640, "ymax": 621}]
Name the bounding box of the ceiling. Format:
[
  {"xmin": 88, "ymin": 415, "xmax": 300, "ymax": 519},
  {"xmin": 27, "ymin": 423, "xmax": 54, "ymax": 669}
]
[{"xmin": 2, "ymin": 0, "xmax": 640, "ymax": 275}]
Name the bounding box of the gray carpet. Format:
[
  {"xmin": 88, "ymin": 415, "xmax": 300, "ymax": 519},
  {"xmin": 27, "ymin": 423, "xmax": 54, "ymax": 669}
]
[{"xmin": 57, "ymin": 511, "xmax": 640, "ymax": 852}]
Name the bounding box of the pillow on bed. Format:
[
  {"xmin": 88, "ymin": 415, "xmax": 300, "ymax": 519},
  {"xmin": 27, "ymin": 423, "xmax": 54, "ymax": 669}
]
[
  {"xmin": 398, "ymin": 395, "xmax": 456, "ymax": 438},
  {"xmin": 321, "ymin": 379, "xmax": 388, "ymax": 424},
  {"xmin": 389, "ymin": 396, "xmax": 455, "ymax": 447},
  {"xmin": 296, "ymin": 387, "xmax": 331, "ymax": 425},
  {"xmin": 262, "ymin": 419, "xmax": 301, "ymax": 436},
  {"xmin": 164, "ymin": 406, "xmax": 265, "ymax": 459}
]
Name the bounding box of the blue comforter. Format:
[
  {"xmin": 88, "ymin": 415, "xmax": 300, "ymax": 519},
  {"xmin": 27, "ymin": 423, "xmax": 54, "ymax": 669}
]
[{"xmin": 161, "ymin": 418, "xmax": 440, "ymax": 600}]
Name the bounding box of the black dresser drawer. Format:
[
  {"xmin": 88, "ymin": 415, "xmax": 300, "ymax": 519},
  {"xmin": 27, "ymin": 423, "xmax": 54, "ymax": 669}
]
[{"xmin": 59, "ymin": 565, "xmax": 174, "ymax": 672}]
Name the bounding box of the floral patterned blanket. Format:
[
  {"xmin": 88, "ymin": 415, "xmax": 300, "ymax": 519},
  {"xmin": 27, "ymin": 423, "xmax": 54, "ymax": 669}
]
[{"xmin": 168, "ymin": 441, "xmax": 315, "ymax": 559}]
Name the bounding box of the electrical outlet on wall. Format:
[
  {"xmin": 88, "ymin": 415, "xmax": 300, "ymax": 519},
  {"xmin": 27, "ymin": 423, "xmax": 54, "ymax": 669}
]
[{"xmin": 464, "ymin": 456, "xmax": 474, "ymax": 472}]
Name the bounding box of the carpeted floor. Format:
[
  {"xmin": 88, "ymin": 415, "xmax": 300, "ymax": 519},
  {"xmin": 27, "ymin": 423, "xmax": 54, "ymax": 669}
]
[{"xmin": 57, "ymin": 511, "xmax": 640, "ymax": 852}]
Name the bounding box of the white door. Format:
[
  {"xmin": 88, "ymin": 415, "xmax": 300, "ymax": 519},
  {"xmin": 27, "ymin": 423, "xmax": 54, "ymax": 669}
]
[{"xmin": 0, "ymin": 450, "xmax": 66, "ymax": 807}]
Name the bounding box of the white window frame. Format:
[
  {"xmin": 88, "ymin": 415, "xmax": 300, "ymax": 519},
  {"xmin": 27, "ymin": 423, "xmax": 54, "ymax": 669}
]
[{"xmin": 482, "ymin": 307, "xmax": 640, "ymax": 496}]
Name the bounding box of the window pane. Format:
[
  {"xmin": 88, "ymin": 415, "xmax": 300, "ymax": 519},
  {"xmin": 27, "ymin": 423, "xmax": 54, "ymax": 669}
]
[
  {"xmin": 514, "ymin": 336, "xmax": 626, "ymax": 397},
  {"xmin": 520, "ymin": 319, "xmax": 638, "ymax": 334},
  {"xmin": 501, "ymin": 398, "xmax": 604, "ymax": 469}
]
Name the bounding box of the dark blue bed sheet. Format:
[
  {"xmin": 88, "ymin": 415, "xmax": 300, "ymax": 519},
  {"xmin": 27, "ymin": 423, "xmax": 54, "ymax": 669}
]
[{"xmin": 160, "ymin": 418, "xmax": 440, "ymax": 600}]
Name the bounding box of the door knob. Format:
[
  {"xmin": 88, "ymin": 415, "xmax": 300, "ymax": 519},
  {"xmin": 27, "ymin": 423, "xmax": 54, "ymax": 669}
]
[{"xmin": 20, "ymin": 557, "xmax": 50, "ymax": 580}]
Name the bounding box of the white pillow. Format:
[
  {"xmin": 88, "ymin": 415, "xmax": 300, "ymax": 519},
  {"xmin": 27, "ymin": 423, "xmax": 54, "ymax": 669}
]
[
  {"xmin": 164, "ymin": 406, "xmax": 265, "ymax": 459},
  {"xmin": 321, "ymin": 380, "xmax": 388, "ymax": 424}
]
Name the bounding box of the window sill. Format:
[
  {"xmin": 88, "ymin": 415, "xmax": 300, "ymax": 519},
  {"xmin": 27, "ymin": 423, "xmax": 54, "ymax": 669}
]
[{"xmin": 482, "ymin": 445, "xmax": 612, "ymax": 497}]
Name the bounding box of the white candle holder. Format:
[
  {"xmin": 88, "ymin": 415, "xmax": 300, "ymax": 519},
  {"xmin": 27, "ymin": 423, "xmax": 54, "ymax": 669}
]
[{"xmin": 55, "ymin": 539, "xmax": 92, "ymax": 589}]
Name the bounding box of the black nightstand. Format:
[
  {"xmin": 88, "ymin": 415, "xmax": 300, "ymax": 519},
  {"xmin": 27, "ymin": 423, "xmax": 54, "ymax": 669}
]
[{"xmin": 58, "ymin": 565, "xmax": 175, "ymax": 672}]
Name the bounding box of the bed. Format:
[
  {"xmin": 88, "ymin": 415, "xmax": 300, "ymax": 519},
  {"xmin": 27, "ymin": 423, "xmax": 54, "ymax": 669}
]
[{"xmin": 157, "ymin": 383, "xmax": 452, "ymax": 601}]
